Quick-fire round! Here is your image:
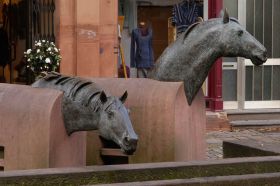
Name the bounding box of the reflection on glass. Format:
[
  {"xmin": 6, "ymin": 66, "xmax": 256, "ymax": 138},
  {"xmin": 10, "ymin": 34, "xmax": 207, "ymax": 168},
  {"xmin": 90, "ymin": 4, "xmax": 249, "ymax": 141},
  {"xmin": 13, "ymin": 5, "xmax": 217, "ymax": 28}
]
[
  {"xmin": 273, "ymin": 66, "xmax": 280, "ymax": 100},
  {"xmin": 245, "ymin": 66, "xmax": 253, "ymax": 101},
  {"xmin": 254, "ymin": 66, "xmax": 262, "ymax": 101},
  {"xmin": 263, "ymin": 66, "xmax": 272, "ymax": 100},
  {"xmin": 223, "ymin": 70, "xmax": 237, "ymax": 101}
]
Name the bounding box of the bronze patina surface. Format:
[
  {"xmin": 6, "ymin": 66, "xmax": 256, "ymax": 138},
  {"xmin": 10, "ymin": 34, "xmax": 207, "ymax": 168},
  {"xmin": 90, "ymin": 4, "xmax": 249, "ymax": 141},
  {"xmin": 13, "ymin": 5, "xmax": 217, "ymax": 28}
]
[
  {"xmin": 150, "ymin": 10, "xmax": 267, "ymax": 105},
  {"xmin": 32, "ymin": 72, "xmax": 138, "ymax": 154}
]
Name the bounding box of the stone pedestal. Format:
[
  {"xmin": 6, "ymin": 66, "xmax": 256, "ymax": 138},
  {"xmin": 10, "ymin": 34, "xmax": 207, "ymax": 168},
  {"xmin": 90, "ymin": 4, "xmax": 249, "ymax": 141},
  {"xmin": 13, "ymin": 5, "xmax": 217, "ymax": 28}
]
[
  {"xmin": 0, "ymin": 84, "xmax": 86, "ymax": 171},
  {"xmin": 87, "ymin": 78, "xmax": 206, "ymax": 164}
]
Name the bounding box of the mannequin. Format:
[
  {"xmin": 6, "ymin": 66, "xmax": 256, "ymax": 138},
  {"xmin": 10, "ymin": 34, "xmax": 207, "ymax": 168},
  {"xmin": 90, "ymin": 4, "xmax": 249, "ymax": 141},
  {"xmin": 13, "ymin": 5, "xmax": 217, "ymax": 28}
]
[
  {"xmin": 172, "ymin": 0, "xmax": 203, "ymax": 36},
  {"xmin": 130, "ymin": 21, "xmax": 154, "ymax": 78}
]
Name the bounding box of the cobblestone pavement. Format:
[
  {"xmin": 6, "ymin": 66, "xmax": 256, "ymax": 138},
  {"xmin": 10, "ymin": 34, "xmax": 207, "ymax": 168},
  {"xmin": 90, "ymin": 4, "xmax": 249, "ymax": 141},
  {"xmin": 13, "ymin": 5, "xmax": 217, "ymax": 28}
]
[{"xmin": 206, "ymin": 129, "xmax": 280, "ymax": 160}]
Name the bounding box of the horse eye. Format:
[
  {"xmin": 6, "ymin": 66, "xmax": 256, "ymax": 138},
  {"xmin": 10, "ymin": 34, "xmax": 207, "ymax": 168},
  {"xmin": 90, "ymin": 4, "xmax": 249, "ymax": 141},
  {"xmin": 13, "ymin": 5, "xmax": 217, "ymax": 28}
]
[
  {"xmin": 108, "ymin": 111, "xmax": 114, "ymax": 119},
  {"xmin": 238, "ymin": 30, "xmax": 243, "ymax": 36}
]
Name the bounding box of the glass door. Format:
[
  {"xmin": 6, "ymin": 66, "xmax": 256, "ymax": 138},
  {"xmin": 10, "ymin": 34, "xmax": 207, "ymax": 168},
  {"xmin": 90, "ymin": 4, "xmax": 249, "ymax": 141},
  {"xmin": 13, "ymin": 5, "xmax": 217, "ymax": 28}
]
[
  {"xmin": 243, "ymin": 0, "xmax": 280, "ymax": 109},
  {"xmin": 223, "ymin": 0, "xmax": 280, "ymax": 110}
]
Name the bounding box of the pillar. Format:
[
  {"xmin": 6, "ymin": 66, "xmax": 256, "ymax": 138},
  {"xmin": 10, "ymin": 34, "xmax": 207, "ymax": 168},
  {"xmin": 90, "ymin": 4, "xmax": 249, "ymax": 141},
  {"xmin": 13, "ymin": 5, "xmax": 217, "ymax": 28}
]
[
  {"xmin": 76, "ymin": 0, "xmax": 101, "ymax": 77},
  {"xmin": 55, "ymin": 0, "xmax": 118, "ymax": 77},
  {"xmin": 55, "ymin": 0, "xmax": 77, "ymax": 76},
  {"xmin": 207, "ymin": 0, "xmax": 223, "ymax": 111}
]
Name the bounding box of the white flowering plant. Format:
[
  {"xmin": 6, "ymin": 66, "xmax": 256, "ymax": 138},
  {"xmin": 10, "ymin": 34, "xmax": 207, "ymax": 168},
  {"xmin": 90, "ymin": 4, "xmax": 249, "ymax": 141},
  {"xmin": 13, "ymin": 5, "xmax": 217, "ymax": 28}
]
[{"xmin": 24, "ymin": 40, "xmax": 62, "ymax": 76}]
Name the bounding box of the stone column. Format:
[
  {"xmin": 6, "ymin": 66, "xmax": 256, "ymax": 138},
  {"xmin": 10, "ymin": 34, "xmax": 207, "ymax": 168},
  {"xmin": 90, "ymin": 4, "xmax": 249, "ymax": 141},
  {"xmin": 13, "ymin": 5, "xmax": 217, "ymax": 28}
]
[
  {"xmin": 55, "ymin": 0, "xmax": 77, "ymax": 76},
  {"xmin": 99, "ymin": 0, "xmax": 118, "ymax": 77},
  {"xmin": 76, "ymin": 0, "xmax": 101, "ymax": 77},
  {"xmin": 207, "ymin": 0, "xmax": 223, "ymax": 111},
  {"xmin": 56, "ymin": 0, "xmax": 118, "ymax": 77}
]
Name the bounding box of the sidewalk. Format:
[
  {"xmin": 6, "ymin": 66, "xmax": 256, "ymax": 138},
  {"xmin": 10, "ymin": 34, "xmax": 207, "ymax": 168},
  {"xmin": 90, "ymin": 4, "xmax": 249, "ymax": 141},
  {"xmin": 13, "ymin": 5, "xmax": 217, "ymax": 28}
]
[{"xmin": 206, "ymin": 129, "xmax": 280, "ymax": 160}]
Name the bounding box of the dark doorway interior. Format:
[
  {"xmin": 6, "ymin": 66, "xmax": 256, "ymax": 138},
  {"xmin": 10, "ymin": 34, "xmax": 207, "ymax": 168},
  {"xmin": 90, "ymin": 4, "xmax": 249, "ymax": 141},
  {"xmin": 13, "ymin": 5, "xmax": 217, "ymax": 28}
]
[
  {"xmin": 0, "ymin": 0, "xmax": 55, "ymax": 84},
  {"xmin": 137, "ymin": 6, "xmax": 172, "ymax": 61}
]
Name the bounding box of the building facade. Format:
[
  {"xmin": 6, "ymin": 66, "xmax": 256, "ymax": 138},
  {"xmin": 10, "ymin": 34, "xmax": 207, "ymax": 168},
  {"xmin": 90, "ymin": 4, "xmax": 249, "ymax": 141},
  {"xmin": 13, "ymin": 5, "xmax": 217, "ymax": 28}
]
[
  {"xmin": 222, "ymin": 0, "xmax": 280, "ymax": 110},
  {"xmin": 56, "ymin": 0, "xmax": 119, "ymax": 78},
  {"xmin": 2, "ymin": 0, "xmax": 279, "ymax": 111},
  {"xmin": 117, "ymin": 0, "xmax": 280, "ymax": 111}
]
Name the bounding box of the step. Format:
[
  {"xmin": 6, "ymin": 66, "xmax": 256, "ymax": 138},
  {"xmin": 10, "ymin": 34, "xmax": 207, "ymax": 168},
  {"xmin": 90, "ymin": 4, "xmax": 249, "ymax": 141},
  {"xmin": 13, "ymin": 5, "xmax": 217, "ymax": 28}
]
[
  {"xmin": 227, "ymin": 109, "xmax": 280, "ymax": 121},
  {"xmin": 206, "ymin": 111, "xmax": 231, "ymax": 132},
  {"xmin": 230, "ymin": 120, "xmax": 280, "ymax": 131},
  {"xmin": 223, "ymin": 139, "xmax": 280, "ymax": 159},
  {"xmin": 230, "ymin": 119, "xmax": 280, "ymax": 127}
]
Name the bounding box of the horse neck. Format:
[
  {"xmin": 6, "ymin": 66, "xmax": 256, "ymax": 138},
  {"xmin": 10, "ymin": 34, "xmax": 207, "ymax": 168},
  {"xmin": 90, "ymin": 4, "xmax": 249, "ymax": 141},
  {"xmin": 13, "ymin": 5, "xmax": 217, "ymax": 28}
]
[
  {"xmin": 188, "ymin": 23, "xmax": 224, "ymax": 67},
  {"xmin": 175, "ymin": 22, "xmax": 224, "ymax": 82},
  {"xmin": 187, "ymin": 24, "xmax": 223, "ymax": 84},
  {"xmin": 152, "ymin": 21, "xmax": 224, "ymax": 78},
  {"xmin": 64, "ymin": 111, "xmax": 100, "ymax": 135},
  {"xmin": 63, "ymin": 98, "xmax": 102, "ymax": 135}
]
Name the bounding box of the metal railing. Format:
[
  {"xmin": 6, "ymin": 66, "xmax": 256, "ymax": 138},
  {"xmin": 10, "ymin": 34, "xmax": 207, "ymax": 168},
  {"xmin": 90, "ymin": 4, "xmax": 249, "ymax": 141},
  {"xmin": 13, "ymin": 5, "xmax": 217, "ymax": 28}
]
[{"xmin": 29, "ymin": 0, "xmax": 55, "ymax": 45}]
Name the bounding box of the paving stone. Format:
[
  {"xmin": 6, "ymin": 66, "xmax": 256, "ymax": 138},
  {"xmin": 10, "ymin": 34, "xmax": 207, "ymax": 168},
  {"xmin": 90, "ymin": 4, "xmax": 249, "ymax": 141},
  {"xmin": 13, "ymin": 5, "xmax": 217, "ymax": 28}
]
[
  {"xmin": 206, "ymin": 129, "xmax": 280, "ymax": 160},
  {"xmin": 206, "ymin": 138, "xmax": 222, "ymax": 144},
  {"xmin": 234, "ymin": 136, "xmax": 248, "ymax": 140}
]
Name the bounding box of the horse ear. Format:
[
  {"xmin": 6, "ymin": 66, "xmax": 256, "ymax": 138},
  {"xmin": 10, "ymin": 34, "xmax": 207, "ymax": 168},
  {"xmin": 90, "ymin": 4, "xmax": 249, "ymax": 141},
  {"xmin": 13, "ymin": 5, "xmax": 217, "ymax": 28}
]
[
  {"xmin": 223, "ymin": 8, "xmax": 229, "ymax": 24},
  {"xmin": 183, "ymin": 22, "xmax": 201, "ymax": 42},
  {"xmin": 120, "ymin": 91, "xmax": 128, "ymax": 103},
  {"xmin": 100, "ymin": 91, "xmax": 107, "ymax": 103}
]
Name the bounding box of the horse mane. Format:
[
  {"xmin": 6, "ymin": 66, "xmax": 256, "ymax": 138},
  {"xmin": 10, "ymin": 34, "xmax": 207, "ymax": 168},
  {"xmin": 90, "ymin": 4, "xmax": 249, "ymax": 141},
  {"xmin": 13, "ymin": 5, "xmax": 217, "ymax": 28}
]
[
  {"xmin": 39, "ymin": 72, "xmax": 111, "ymax": 112},
  {"xmin": 182, "ymin": 22, "xmax": 201, "ymax": 41},
  {"xmin": 182, "ymin": 17, "xmax": 239, "ymax": 42},
  {"xmin": 230, "ymin": 17, "xmax": 239, "ymax": 24}
]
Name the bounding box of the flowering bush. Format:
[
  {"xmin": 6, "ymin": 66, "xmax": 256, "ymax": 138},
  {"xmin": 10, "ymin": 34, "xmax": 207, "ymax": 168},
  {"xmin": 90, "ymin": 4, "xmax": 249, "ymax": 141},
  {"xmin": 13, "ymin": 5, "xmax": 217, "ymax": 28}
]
[{"xmin": 24, "ymin": 40, "xmax": 62, "ymax": 75}]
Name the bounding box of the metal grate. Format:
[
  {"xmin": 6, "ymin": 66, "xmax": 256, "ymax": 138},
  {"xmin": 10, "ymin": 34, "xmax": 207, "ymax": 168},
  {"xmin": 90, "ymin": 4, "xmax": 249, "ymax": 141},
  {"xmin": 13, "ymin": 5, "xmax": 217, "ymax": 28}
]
[
  {"xmin": 25, "ymin": 0, "xmax": 56, "ymax": 84},
  {"xmin": 30, "ymin": 0, "xmax": 55, "ymax": 44}
]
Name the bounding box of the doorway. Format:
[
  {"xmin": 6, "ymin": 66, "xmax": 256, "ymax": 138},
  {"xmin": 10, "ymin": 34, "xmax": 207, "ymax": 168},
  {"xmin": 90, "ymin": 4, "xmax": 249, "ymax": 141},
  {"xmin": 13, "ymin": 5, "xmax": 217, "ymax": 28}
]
[
  {"xmin": 137, "ymin": 6, "xmax": 172, "ymax": 61},
  {"xmin": 0, "ymin": 0, "xmax": 56, "ymax": 84}
]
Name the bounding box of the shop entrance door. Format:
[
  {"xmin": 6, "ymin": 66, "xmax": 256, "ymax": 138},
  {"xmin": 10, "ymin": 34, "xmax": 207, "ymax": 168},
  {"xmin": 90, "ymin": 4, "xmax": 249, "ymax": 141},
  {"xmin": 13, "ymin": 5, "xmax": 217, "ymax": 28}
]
[{"xmin": 137, "ymin": 6, "xmax": 172, "ymax": 61}]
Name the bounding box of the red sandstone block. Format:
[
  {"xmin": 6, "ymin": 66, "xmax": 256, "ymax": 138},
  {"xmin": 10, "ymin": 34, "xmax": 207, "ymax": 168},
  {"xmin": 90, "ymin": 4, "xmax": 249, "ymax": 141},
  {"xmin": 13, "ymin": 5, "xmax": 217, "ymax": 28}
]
[
  {"xmin": 86, "ymin": 78, "xmax": 206, "ymax": 164},
  {"xmin": 0, "ymin": 84, "xmax": 86, "ymax": 170}
]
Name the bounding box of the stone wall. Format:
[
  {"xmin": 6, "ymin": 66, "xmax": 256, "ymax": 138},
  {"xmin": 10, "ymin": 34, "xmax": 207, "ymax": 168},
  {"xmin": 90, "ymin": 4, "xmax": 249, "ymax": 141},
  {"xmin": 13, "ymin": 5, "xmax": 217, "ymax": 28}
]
[
  {"xmin": 1, "ymin": 156, "xmax": 280, "ymax": 185},
  {"xmin": 0, "ymin": 84, "xmax": 86, "ymax": 170},
  {"xmin": 86, "ymin": 78, "xmax": 206, "ymax": 165}
]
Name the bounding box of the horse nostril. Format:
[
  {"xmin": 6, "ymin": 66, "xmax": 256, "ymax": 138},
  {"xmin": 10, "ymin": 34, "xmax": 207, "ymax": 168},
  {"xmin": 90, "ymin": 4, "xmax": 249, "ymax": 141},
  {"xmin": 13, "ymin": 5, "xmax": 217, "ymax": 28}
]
[
  {"xmin": 123, "ymin": 137, "xmax": 138, "ymax": 155},
  {"xmin": 261, "ymin": 49, "xmax": 268, "ymax": 60},
  {"xmin": 129, "ymin": 138, "xmax": 138, "ymax": 146},
  {"xmin": 124, "ymin": 136, "xmax": 129, "ymax": 143},
  {"xmin": 263, "ymin": 52, "xmax": 267, "ymax": 60},
  {"xmin": 124, "ymin": 136, "xmax": 138, "ymax": 146}
]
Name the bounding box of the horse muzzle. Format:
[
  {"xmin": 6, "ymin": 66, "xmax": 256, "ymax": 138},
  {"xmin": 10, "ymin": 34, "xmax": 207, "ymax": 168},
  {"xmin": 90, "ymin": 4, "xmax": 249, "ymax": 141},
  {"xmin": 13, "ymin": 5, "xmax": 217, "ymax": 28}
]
[
  {"xmin": 251, "ymin": 50, "xmax": 267, "ymax": 66},
  {"xmin": 122, "ymin": 136, "xmax": 138, "ymax": 155}
]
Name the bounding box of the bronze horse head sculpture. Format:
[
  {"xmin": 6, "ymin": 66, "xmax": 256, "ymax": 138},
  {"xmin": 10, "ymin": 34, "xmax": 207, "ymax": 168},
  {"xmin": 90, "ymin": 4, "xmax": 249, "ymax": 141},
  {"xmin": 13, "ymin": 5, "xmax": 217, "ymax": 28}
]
[
  {"xmin": 32, "ymin": 72, "xmax": 138, "ymax": 155},
  {"xmin": 149, "ymin": 9, "xmax": 267, "ymax": 105}
]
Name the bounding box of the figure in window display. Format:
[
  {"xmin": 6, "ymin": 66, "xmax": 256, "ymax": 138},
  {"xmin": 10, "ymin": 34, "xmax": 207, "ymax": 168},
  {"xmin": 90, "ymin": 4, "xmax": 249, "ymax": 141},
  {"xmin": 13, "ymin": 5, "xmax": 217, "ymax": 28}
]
[{"xmin": 130, "ymin": 21, "xmax": 154, "ymax": 78}]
